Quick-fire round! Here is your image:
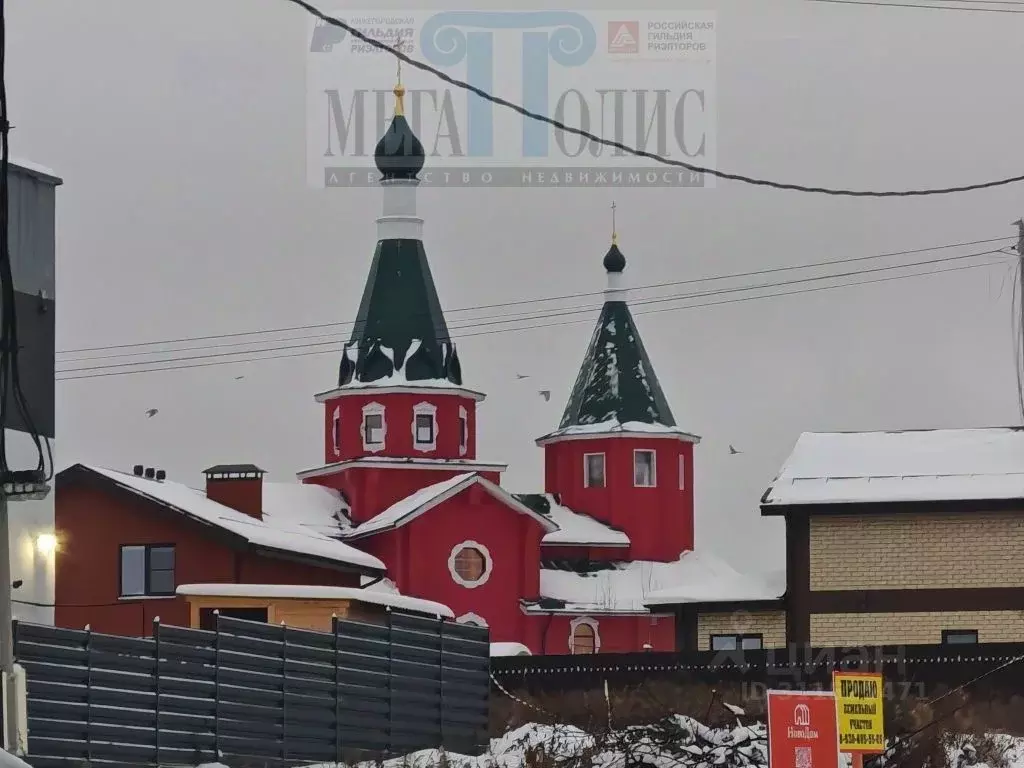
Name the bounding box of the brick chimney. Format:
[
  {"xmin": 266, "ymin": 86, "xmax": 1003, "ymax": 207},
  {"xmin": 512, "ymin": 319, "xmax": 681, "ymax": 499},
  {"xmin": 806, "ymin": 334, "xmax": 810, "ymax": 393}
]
[{"xmin": 203, "ymin": 464, "xmax": 265, "ymax": 520}]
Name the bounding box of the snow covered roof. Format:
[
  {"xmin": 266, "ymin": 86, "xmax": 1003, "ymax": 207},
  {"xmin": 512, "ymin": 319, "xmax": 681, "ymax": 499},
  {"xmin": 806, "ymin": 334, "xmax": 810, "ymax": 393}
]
[
  {"xmin": 63, "ymin": 464, "xmax": 384, "ymax": 573},
  {"xmin": 176, "ymin": 583, "xmax": 453, "ymax": 618},
  {"xmin": 296, "ymin": 456, "xmax": 508, "ymax": 480},
  {"xmin": 490, "ymin": 642, "xmax": 531, "ymax": 657},
  {"xmin": 315, "ymin": 380, "xmax": 486, "ymax": 402},
  {"xmin": 762, "ymin": 428, "xmax": 1024, "ymax": 508},
  {"xmin": 537, "ymin": 418, "xmax": 701, "ymax": 444},
  {"xmin": 342, "ymin": 473, "xmax": 557, "ymax": 539},
  {"xmin": 10, "ymin": 157, "xmax": 62, "ymax": 184},
  {"xmin": 525, "ymin": 551, "xmax": 781, "ymax": 614},
  {"xmin": 514, "ymin": 494, "xmax": 630, "ymax": 547}
]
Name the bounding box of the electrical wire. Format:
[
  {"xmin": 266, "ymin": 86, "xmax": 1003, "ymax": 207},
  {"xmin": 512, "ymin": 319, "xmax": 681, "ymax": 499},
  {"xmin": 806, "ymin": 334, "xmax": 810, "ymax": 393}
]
[
  {"xmin": 54, "ymin": 246, "xmax": 1009, "ymax": 376},
  {"xmin": 0, "ymin": 0, "xmax": 50, "ymax": 482},
  {"xmin": 56, "ymin": 235, "xmax": 1014, "ymax": 360},
  {"xmin": 808, "ymin": 0, "xmax": 1024, "ymax": 12},
  {"xmin": 288, "ymin": 0, "xmax": 1024, "ymax": 197},
  {"xmin": 56, "ymin": 255, "xmax": 1007, "ymax": 381}
]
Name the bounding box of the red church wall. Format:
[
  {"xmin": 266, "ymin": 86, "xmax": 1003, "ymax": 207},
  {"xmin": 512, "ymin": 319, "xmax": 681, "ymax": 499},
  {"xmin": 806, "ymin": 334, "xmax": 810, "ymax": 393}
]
[
  {"xmin": 524, "ymin": 613, "xmax": 676, "ymax": 654},
  {"xmin": 544, "ymin": 438, "xmax": 695, "ymax": 561},
  {"xmin": 354, "ymin": 484, "xmax": 545, "ymax": 643},
  {"xmin": 322, "ymin": 391, "xmax": 478, "ymax": 464},
  {"xmin": 56, "ymin": 483, "xmax": 360, "ymax": 637},
  {"xmin": 308, "ymin": 465, "xmax": 501, "ymax": 523}
]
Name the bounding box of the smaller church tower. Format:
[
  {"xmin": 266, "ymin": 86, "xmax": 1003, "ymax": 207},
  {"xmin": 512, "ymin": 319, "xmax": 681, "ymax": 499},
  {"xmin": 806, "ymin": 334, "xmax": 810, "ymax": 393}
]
[{"xmin": 536, "ymin": 208, "xmax": 701, "ymax": 561}]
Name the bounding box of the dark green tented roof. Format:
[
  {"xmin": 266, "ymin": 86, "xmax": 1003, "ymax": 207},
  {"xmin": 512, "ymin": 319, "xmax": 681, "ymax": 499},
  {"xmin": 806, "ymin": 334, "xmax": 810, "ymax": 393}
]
[
  {"xmin": 338, "ymin": 238, "xmax": 462, "ymax": 386},
  {"xmin": 558, "ymin": 300, "xmax": 675, "ymax": 429}
]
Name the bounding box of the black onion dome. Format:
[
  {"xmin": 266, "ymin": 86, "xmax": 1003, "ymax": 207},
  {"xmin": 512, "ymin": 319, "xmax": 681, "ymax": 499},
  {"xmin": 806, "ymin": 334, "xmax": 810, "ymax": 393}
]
[
  {"xmin": 603, "ymin": 241, "xmax": 626, "ymax": 273},
  {"xmin": 374, "ymin": 87, "xmax": 425, "ymax": 180}
]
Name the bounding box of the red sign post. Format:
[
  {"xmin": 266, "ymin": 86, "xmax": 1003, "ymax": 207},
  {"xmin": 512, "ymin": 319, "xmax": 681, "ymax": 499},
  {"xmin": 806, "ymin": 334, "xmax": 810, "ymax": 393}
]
[{"xmin": 766, "ymin": 690, "xmax": 841, "ymax": 768}]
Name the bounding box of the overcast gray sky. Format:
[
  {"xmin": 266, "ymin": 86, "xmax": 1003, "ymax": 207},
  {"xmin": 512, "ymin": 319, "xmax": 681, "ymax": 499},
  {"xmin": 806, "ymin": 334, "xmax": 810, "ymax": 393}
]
[{"xmin": 12, "ymin": 0, "xmax": 1023, "ymax": 578}]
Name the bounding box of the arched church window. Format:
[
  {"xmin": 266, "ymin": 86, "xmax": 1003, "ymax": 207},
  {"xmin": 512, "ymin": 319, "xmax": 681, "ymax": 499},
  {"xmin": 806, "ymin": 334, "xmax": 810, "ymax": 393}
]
[
  {"xmin": 569, "ymin": 618, "xmax": 599, "ymax": 655},
  {"xmin": 448, "ymin": 541, "xmax": 492, "ymax": 588}
]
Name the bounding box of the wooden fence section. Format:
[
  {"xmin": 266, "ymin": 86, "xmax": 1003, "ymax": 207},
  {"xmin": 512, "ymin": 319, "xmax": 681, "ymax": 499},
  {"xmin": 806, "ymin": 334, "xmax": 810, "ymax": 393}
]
[{"xmin": 15, "ymin": 612, "xmax": 490, "ymax": 767}]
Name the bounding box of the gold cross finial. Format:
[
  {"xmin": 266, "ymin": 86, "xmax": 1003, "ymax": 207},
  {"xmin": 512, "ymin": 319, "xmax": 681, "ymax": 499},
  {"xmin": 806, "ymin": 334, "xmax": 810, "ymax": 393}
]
[
  {"xmin": 393, "ymin": 35, "xmax": 406, "ymax": 116},
  {"xmin": 611, "ymin": 200, "xmax": 618, "ymax": 245}
]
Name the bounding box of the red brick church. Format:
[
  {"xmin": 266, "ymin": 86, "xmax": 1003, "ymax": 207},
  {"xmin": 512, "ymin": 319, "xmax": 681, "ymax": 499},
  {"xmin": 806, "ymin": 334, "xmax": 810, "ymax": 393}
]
[{"xmin": 54, "ymin": 78, "xmax": 774, "ymax": 653}]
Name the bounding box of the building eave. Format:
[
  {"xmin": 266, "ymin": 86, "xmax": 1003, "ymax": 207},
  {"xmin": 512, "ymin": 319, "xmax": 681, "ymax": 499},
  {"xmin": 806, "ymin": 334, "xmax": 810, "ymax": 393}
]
[
  {"xmin": 535, "ymin": 429, "xmax": 702, "ymax": 447},
  {"xmin": 643, "ymin": 597, "xmax": 786, "ymax": 612},
  {"xmin": 759, "ymin": 496, "xmax": 1024, "ymax": 517},
  {"xmin": 296, "ymin": 457, "xmax": 508, "ymax": 480},
  {"xmin": 540, "ymin": 538, "xmax": 630, "ymax": 548},
  {"xmin": 518, "ymin": 601, "xmax": 672, "ymax": 617},
  {"xmin": 314, "ymin": 383, "xmax": 486, "ymax": 403}
]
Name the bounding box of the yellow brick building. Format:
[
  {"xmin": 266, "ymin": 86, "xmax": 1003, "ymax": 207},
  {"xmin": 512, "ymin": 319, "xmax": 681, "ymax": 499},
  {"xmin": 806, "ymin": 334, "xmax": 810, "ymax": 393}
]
[{"xmin": 761, "ymin": 427, "xmax": 1024, "ymax": 648}]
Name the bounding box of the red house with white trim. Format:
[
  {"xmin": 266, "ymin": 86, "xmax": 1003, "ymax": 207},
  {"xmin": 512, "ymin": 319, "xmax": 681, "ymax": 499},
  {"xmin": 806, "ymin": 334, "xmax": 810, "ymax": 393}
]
[{"xmin": 53, "ymin": 79, "xmax": 776, "ymax": 653}]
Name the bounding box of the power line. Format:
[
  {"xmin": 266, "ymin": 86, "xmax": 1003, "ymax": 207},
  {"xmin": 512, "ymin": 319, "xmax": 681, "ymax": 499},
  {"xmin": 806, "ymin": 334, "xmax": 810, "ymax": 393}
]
[
  {"xmin": 288, "ymin": 0, "xmax": 1024, "ymax": 197},
  {"xmin": 55, "ymin": 247, "xmax": 1009, "ymax": 376},
  {"xmin": 56, "ymin": 256, "xmax": 1006, "ymax": 382},
  {"xmin": 808, "ymin": 0, "xmax": 1024, "ymax": 11},
  {"xmin": 56, "ymin": 235, "xmax": 1013, "ymax": 359}
]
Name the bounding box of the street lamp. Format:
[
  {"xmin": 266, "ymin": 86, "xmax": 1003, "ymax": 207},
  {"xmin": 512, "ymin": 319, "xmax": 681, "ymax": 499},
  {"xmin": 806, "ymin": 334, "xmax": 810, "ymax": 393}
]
[{"xmin": 35, "ymin": 533, "xmax": 57, "ymax": 557}]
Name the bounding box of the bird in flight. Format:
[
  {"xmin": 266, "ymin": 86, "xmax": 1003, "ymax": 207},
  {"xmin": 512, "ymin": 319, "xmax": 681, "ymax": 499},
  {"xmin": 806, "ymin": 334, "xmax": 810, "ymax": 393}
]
[
  {"xmin": 729, "ymin": 445, "xmax": 741, "ymax": 455},
  {"xmin": 516, "ymin": 373, "xmax": 530, "ymax": 379},
  {"xmin": 538, "ymin": 390, "xmax": 551, "ymax": 402},
  {"xmin": 145, "ymin": 408, "xmax": 159, "ymax": 418}
]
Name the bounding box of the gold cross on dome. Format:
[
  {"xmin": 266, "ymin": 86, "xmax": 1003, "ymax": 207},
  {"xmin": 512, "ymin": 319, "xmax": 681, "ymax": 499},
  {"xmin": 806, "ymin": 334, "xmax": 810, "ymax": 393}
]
[
  {"xmin": 611, "ymin": 200, "xmax": 618, "ymax": 245},
  {"xmin": 392, "ymin": 34, "xmax": 406, "ymax": 116}
]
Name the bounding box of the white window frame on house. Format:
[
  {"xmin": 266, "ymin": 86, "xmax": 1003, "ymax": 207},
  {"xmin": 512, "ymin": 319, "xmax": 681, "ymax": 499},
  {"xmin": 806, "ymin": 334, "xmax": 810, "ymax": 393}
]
[
  {"xmin": 361, "ymin": 402, "xmax": 387, "ymax": 452},
  {"xmin": 412, "ymin": 402, "xmax": 438, "ymax": 452},
  {"xmin": 679, "ymin": 453, "xmax": 685, "ymax": 490},
  {"xmin": 583, "ymin": 452, "xmax": 606, "ymax": 488},
  {"xmin": 447, "ymin": 540, "xmax": 493, "ymax": 589},
  {"xmin": 568, "ymin": 616, "xmax": 601, "ymax": 654},
  {"xmin": 331, "ymin": 405, "xmax": 341, "ymax": 457},
  {"xmin": 634, "ymin": 449, "xmax": 657, "ymax": 487},
  {"xmin": 456, "ymin": 612, "xmax": 488, "ymax": 628},
  {"xmin": 458, "ymin": 405, "xmax": 469, "ymax": 457}
]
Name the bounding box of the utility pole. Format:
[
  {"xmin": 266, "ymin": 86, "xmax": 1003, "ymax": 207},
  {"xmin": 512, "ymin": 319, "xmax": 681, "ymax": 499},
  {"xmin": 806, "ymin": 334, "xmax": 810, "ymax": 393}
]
[
  {"xmin": 0, "ymin": 496, "xmax": 14, "ymax": 751},
  {"xmin": 1016, "ymin": 218, "xmax": 1024, "ymax": 424}
]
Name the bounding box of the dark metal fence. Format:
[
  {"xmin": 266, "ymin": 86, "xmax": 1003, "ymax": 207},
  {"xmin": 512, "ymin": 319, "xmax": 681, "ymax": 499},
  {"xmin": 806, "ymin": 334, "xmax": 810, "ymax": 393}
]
[
  {"xmin": 491, "ymin": 642, "xmax": 1024, "ymax": 696},
  {"xmin": 15, "ymin": 612, "xmax": 490, "ymax": 768}
]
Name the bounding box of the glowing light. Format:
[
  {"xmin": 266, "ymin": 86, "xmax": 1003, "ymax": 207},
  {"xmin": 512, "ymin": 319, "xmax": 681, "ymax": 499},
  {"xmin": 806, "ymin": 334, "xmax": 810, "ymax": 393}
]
[{"xmin": 35, "ymin": 533, "xmax": 58, "ymax": 556}]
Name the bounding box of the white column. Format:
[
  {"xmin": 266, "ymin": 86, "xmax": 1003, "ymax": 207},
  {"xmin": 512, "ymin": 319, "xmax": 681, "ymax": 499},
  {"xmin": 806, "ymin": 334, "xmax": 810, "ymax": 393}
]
[
  {"xmin": 605, "ymin": 270, "xmax": 628, "ymax": 301},
  {"xmin": 377, "ymin": 179, "xmax": 424, "ymax": 241}
]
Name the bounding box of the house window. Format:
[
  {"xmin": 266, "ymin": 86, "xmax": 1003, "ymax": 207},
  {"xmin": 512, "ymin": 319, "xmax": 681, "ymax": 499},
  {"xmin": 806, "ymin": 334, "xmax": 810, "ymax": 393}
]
[
  {"xmin": 942, "ymin": 629, "xmax": 978, "ymax": 645},
  {"xmin": 634, "ymin": 450, "xmax": 656, "ymax": 487},
  {"xmin": 458, "ymin": 406, "xmax": 469, "ymax": 456},
  {"xmin": 584, "ymin": 453, "xmax": 606, "ymax": 488},
  {"xmin": 448, "ymin": 540, "xmax": 493, "ymax": 588},
  {"xmin": 331, "ymin": 406, "xmax": 341, "ymax": 457},
  {"xmin": 120, "ymin": 544, "xmax": 175, "ymax": 597},
  {"xmin": 679, "ymin": 454, "xmax": 685, "ymax": 490},
  {"xmin": 569, "ymin": 617, "xmax": 600, "ymax": 654},
  {"xmin": 412, "ymin": 402, "xmax": 438, "ymax": 451},
  {"xmin": 710, "ymin": 633, "xmax": 764, "ymax": 651},
  {"xmin": 361, "ymin": 402, "xmax": 386, "ymax": 451}
]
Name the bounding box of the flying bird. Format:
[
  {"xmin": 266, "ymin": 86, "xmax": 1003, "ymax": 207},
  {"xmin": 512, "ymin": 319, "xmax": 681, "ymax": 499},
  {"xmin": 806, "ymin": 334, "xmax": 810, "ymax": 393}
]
[
  {"xmin": 234, "ymin": 375, "xmax": 245, "ymax": 380},
  {"xmin": 728, "ymin": 445, "xmax": 741, "ymax": 454},
  {"xmin": 516, "ymin": 373, "xmax": 530, "ymax": 379},
  {"xmin": 145, "ymin": 409, "xmax": 159, "ymax": 418},
  {"xmin": 538, "ymin": 390, "xmax": 551, "ymax": 401}
]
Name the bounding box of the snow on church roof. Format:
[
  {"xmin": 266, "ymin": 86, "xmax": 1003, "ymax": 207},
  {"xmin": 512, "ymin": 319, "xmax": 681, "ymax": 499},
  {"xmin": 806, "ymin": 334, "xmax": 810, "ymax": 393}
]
[
  {"xmin": 514, "ymin": 494, "xmax": 630, "ymax": 547},
  {"xmin": 762, "ymin": 428, "xmax": 1024, "ymax": 507},
  {"xmin": 527, "ymin": 551, "xmax": 780, "ymax": 614},
  {"xmin": 75, "ymin": 465, "xmax": 384, "ymax": 572}
]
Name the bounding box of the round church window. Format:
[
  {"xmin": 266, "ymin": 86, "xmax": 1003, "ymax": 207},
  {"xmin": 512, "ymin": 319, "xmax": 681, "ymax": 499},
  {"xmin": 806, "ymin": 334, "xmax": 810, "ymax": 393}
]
[{"xmin": 448, "ymin": 541, "xmax": 492, "ymax": 588}]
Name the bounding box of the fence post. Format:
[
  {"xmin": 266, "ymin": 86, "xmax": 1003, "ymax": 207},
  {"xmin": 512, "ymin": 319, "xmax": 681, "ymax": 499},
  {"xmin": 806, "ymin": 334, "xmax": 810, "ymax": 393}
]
[
  {"xmin": 84, "ymin": 624, "xmax": 92, "ymax": 765},
  {"xmin": 281, "ymin": 621, "xmax": 288, "ymax": 764},
  {"xmin": 153, "ymin": 617, "xmax": 161, "ymax": 766},
  {"xmin": 438, "ymin": 616, "xmax": 446, "ymax": 751},
  {"xmin": 386, "ymin": 607, "xmax": 393, "ymax": 757},
  {"xmin": 332, "ymin": 614, "xmax": 341, "ymax": 765},
  {"xmin": 213, "ymin": 610, "xmax": 221, "ymax": 761}
]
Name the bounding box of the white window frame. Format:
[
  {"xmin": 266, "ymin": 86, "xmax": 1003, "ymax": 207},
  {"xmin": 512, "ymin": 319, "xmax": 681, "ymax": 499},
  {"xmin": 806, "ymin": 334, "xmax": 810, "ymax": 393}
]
[
  {"xmin": 456, "ymin": 611, "xmax": 488, "ymax": 628},
  {"xmin": 458, "ymin": 405, "xmax": 469, "ymax": 457},
  {"xmin": 331, "ymin": 405, "xmax": 341, "ymax": 457},
  {"xmin": 634, "ymin": 449, "xmax": 657, "ymax": 487},
  {"xmin": 447, "ymin": 540, "xmax": 493, "ymax": 589},
  {"xmin": 583, "ymin": 452, "xmax": 606, "ymax": 488},
  {"xmin": 568, "ymin": 616, "xmax": 601, "ymax": 654},
  {"xmin": 412, "ymin": 401, "xmax": 438, "ymax": 452},
  {"xmin": 361, "ymin": 402, "xmax": 387, "ymax": 452},
  {"xmin": 679, "ymin": 453, "xmax": 685, "ymax": 490}
]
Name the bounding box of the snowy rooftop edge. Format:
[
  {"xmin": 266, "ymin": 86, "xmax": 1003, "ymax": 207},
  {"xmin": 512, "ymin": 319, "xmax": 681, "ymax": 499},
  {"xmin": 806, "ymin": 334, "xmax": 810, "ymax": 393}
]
[
  {"xmin": 10, "ymin": 157, "xmax": 62, "ymax": 183},
  {"xmin": 315, "ymin": 379, "xmax": 486, "ymax": 402},
  {"xmin": 537, "ymin": 419, "xmax": 701, "ymax": 443},
  {"xmin": 176, "ymin": 583, "xmax": 454, "ymax": 618},
  {"xmin": 763, "ymin": 427, "xmax": 1024, "ymax": 507}
]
